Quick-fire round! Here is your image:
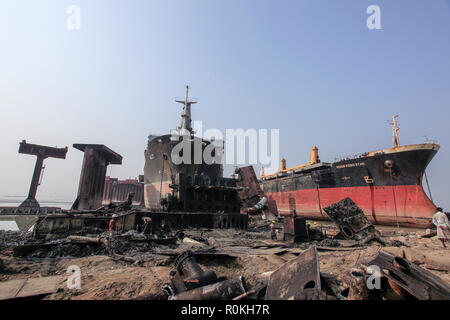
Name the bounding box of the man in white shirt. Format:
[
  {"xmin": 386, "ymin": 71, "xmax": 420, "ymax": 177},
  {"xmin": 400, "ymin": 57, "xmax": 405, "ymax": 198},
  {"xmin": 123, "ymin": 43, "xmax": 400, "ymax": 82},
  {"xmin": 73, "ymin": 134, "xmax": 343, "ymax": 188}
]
[{"xmin": 432, "ymin": 208, "xmax": 450, "ymax": 248}]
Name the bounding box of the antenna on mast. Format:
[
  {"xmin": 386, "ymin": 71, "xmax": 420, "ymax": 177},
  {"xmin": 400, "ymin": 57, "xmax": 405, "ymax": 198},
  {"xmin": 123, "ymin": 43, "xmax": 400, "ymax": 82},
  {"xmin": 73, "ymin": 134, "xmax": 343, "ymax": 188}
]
[
  {"xmin": 175, "ymin": 85, "xmax": 197, "ymax": 135},
  {"xmin": 388, "ymin": 115, "xmax": 400, "ymax": 148}
]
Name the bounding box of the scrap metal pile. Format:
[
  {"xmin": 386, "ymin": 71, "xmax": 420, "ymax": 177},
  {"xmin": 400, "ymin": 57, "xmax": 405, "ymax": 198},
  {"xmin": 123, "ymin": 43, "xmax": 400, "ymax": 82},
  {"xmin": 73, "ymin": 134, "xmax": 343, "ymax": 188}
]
[
  {"xmin": 2, "ymin": 210, "xmax": 450, "ymax": 300},
  {"xmin": 6, "ymin": 191, "xmax": 449, "ymax": 301},
  {"xmin": 264, "ymin": 246, "xmax": 450, "ymax": 300},
  {"xmin": 131, "ymin": 244, "xmax": 450, "ymax": 301}
]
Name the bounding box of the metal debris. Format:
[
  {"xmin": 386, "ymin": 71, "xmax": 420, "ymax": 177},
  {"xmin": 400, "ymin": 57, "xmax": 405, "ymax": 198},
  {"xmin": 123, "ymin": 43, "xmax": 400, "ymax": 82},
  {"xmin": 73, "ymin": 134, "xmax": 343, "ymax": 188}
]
[
  {"xmin": 341, "ymin": 268, "xmax": 371, "ymax": 300},
  {"xmin": 103, "ymin": 176, "xmax": 145, "ymax": 207},
  {"xmin": 147, "ymin": 250, "xmax": 248, "ymax": 300},
  {"xmin": 235, "ymin": 165, "xmax": 278, "ymax": 220},
  {"xmin": 171, "ymin": 250, "xmax": 218, "ymax": 292},
  {"xmin": 96, "ymin": 192, "xmax": 135, "ymax": 214},
  {"xmin": 169, "ymin": 277, "xmax": 246, "ymax": 300},
  {"xmin": 368, "ymin": 250, "xmax": 450, "ymax": 300},
  {"xmin": 323, "ymin": 197, "xmax": 383, "ymax": 244},
  {"xmin": 265, "ymin": 246, "xmax": 323, "ymax": 300},
  {"xmin": 283, "ymin": 216, "xmax": 309, "ymax": 242}
]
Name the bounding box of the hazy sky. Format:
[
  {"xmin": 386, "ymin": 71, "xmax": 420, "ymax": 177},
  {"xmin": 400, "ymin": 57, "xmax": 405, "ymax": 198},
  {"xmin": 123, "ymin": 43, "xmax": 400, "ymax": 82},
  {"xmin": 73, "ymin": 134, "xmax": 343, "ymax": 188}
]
[{"xmin": 0, "ymin": 1, "xmax": 449, "ymax": 208}]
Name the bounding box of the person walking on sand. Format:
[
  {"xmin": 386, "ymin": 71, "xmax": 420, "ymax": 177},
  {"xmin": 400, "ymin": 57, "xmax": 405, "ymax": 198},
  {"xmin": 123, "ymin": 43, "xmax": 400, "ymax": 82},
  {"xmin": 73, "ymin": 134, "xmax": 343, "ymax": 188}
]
[{"xmin": 432, "ymin": 208, "xmax": 450, "ymax": 248}]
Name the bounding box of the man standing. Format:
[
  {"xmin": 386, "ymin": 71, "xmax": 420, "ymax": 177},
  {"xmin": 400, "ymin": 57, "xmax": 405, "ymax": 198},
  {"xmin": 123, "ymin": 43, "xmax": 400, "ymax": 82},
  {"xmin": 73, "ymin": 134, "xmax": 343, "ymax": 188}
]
[
  {"xmin": 109, "ymin": 214, "xmax": 118, "ymax": 239},
  {"xmin": 141, "ymin": 217, "xmax": 153, "ymax": 235},
  {"xmin": 432, "ymin": 208, "xmax": 450, "ymax": 248},
  {"xmin": 270, "ymin": 220, "xmax": 277, "ymax": 240}
]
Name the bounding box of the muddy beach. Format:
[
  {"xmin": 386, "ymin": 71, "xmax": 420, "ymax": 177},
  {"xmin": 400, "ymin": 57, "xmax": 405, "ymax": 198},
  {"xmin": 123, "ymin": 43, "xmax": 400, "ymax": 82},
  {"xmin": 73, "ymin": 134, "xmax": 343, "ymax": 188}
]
[{"xmin": 1, "ymin": 222, "xmax": 448, "ymax": 300}]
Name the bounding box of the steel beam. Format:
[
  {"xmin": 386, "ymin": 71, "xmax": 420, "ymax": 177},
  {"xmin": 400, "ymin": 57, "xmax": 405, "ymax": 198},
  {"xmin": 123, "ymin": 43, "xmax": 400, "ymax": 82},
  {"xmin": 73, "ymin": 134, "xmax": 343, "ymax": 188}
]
[
  {"xmin": 18, "ymin": 140, "xmax": 68, "ymax": 208},
  {"xmin": 72, "ymin": 144, "xmax": 122, "ymax": 210}
]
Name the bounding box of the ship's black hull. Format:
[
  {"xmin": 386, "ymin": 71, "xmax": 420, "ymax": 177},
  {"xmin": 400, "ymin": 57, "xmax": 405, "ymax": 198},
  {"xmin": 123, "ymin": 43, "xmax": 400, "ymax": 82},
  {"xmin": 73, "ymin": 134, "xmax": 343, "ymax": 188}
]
[{"xmin": 261, "ymin": 144, "xmax": 439, "ymax": 228}]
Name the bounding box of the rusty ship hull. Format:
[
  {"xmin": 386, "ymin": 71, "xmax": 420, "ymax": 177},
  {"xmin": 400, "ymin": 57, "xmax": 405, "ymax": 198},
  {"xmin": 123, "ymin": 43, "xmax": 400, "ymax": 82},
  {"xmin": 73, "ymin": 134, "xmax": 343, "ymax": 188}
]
[
  {"xmin": 260, "ymin": 144, "xmax": 439, "ymax": 228},
  {"xmin": 102, "ymin": 176, "xmax": 144, "ymax": 206},
  {"xmin": 139, "ymin": 86, "xmax": 246, "ymax": 229},
  {"xmin": 143, "ymin": 134, "xmax": 223, "ymax": 211}
]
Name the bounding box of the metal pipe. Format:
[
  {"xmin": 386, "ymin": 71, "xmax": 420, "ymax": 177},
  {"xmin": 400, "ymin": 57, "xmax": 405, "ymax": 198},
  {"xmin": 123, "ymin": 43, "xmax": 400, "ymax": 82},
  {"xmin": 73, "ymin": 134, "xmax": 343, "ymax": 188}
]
[
  {"xmin": 170, "ymin": 277, "xmax": 246, "ymax": 300},
  {"xmin": 175, "ymin": 250, "xmax": 204, "ymax": 278},
  {"xmin": 174, "ymin": 251, "xmax": 218, "ymax": 291}
]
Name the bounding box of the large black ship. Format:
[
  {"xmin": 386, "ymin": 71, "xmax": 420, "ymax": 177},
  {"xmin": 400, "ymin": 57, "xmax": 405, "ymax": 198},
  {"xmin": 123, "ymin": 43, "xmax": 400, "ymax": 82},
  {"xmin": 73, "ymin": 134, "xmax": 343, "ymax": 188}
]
[{"xmin": 259, "ymin": 116, "xmax": 439, "ymax": 228}]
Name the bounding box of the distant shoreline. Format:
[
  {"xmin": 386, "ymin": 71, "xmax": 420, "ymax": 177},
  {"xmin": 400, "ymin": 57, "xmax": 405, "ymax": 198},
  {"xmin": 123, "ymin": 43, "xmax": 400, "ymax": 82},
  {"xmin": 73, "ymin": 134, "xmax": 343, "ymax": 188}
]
[{"xmin": 0, "ymin": 195, "xmax": 72, "ymax": 210}]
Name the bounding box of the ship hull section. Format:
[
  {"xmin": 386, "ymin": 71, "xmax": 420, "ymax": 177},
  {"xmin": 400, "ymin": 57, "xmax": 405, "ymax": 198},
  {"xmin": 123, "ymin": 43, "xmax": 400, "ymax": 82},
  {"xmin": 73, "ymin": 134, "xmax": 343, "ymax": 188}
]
[
  {"xmin": 266, "ymin": 184, "xmax": 436, "ymax": 228},
  {"xmin": 261, "ymin": 144, "xmax": 439, "ymax": 228}
]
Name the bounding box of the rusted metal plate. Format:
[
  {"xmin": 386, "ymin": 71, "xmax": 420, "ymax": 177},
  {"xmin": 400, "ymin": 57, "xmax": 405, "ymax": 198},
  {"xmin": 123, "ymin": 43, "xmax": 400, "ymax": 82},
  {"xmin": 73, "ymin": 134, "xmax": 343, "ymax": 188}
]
[
  {"xmin": 73, "ymin": 144, "xmax": 122, "ymax": 164},
  {"xmin": 235, "ymin": 166, "xmax": 278, "ymax": 219},
  {"xmin": 265, "ymin": 246, "xmax": 321, "ymax": 300},
  {"xmin": 323, "ymin": 197, "xmax": 381, "ymax": 243},
  {"xmin": 33, "ymin": 214, "xmax": 112, "ymax": 239},
  {"xmin": 283, "ymin": 216, "xmax": 309, "ymax": 242},
  {"xmin": 72, "ymin": 144, "xmax": 123, "ymax": 210},
  {"xmin": 0, "ymin": 276, "xmax": 63, "ymax": 300},
  {"xmin": 236, "ymin": 166, "xmax": 264, "ymax": 200},
  {"xmin": 19, "ymin": 140, "xmax": 68, "ymax": 159},
  {"xmin": 369, "ymin": 250, "xmax": 450, "ymax": 300},
  {"xmin": 103, "ymin": 177, "xmax": 144, "ymax": 206}
]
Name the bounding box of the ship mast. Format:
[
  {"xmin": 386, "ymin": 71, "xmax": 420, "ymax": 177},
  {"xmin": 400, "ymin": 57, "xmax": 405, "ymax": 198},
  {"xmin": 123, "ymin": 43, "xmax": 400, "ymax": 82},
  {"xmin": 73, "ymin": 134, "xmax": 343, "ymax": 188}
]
[
  {"xmin": 388, "ymin": 115, "xmax": 400, "ymax": 148},
  {"xmin": 176, "ymin": 85, "xmax": 197, "ymax": 135}
]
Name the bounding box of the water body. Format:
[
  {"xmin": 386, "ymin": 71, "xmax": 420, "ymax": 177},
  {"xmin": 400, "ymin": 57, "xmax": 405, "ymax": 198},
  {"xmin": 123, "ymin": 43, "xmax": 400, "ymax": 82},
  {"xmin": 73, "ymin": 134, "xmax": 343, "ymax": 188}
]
[
  {"xmin": 0, "ymin": 215, "xmax": 38, "ymax": 231},
  {"xmin": 0, "ymin": 195, "xmax": 72, "ymax": 208},
  {"xmin": 0, "ymin": 195, "xmax": 72, "ymax": 231}
]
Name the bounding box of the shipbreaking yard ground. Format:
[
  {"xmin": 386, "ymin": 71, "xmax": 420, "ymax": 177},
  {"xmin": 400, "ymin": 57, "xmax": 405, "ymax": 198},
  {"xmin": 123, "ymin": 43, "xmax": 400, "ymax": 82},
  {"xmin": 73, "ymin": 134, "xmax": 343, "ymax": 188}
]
[
  {"xmin": 0, "ymin": 221, "xmax": 448, "ymax": 300},
  {"xmin": 3, "ymin": 108, "xmax": 447, "ymax": 301}
]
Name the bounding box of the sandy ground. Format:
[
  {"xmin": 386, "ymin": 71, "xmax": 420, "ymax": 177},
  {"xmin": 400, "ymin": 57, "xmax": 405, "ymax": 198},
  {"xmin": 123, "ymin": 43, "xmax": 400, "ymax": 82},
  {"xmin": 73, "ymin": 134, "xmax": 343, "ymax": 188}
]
[{"xmin": 0, "ymin": 225, "xmax": 449, "ymax": 300}]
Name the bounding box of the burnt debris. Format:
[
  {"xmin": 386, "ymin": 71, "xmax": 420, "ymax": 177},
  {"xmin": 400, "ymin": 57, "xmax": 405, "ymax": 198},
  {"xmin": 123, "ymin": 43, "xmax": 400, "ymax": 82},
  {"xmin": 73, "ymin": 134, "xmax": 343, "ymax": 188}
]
[
  {"xmin": 265, "ymin": 246, "xmax": 324, "ymax": 300},
  {"xmin": 368, "ymin": 250, "xmax": 450, "ymax": 300}
]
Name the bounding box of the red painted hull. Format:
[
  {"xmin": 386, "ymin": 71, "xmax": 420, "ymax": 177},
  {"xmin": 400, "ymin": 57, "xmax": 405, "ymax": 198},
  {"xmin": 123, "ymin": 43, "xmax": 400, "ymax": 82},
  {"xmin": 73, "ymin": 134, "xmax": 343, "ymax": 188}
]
[{"xmin": 266, "ymin": 185, "xmax": 436, "ymax": 228}]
